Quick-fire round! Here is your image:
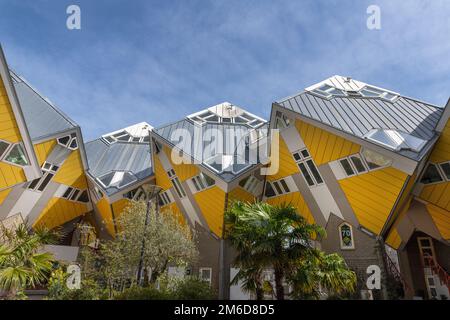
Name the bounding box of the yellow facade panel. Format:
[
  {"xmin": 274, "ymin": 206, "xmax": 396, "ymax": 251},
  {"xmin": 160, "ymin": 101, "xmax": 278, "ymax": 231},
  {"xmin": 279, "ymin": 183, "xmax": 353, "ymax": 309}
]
[
  {"xmin": 33, "ymin": 197, "xmax": 88, "ymax": 230},
  {"xmin": 429, "ymin": 119, "xmax": 450, "ymax": 163},
  {"xmin": 0, "ymin": 79, "xmax": 21, "ymax": 143},
  {"xmin": 160, "ymin": 202, "xmax": 186, "ymax": 226},
  {"xmin": 96, "ymin": 197, "xmax": 115, "ymax": 236},
  {"xmin": 339, "ymin": 167, "xmax": 407, "ymax": 235},
  {"xmin": 0, "ymin": 162, "xmax": 26, "ymax": 189},
  {"xmin": 163, "ymin": 146, "xmax": 199, "ymax": 182},
  {"xmin": 295, "ymin": 119, "xmax": 360, "ymax": 166},
  {"xmin": 34, "ymin": 139, "xmax": 56, "ymax": 166},
  {"xmin": 0, "ymin": 188, "xmax": 11, "ymax": 205},
  {"xmin": 419, "ymin": 182, "xmax": 450, "ymax": 211},
  {"xmin": 193, "ymin": 186, "xmax": 226, "ymax": 237},
  {"xmin": 154, "ymin": 154, "xmax": 172, "ymax": 190},
  {"xmin": 228, "ymin": 187, "xmax": 256, "ymax": 205},
  {"xmin": 111, "ymin": 198, "xmax": 131, "ymax": 221},
  {"xmin": 53, "ymin": 149, "xmax": 87, "ymax": 189},
  {"xmin": 426, "ymin": 203, "xmax": 450, "ymax": 240},
  {"xmin": 386, "ymin": 228, "xmax": 402, "ymax": 249},
  {"xmin": 267, "ymin": 136, "xmax": 299, "ymax": 181}
]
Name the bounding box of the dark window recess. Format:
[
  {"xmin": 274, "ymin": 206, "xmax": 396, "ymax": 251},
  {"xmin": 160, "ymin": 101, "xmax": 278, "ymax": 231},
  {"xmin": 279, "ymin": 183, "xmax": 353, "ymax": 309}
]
[
  {"xmin": 69, "ymin": 138, "xmax": 78, "ymax": 149},
  {"xmin": 293, "ymin": 153, "xmax": 301, "ymax": 161},
  {"xmin": 192, "ymin": 178, "xmax": 200, "ymax": 191},
  {"xmin": 28, "ymin": 178, "xmax": 41, "ymax": 190},
  {"xmin": 37, "ymin": 173, "xmax": 54, "ymax": 192},
  {"xmin": 439, "ymin": 162, "xmax": 450, "ymax": 180},
  {"xmin": 77, "ymin": 191, "xmax": 89, "ymax": 203},
  {"xmin": 70, "ymin": 189, "xmax": 80, "ymax": 201},
  {"xmin": 301, "ymin": 149, "xmax": 310, "ymax": 158},
  {"xmin": 420, "ymin": 164, "xmax": 443, "ymax": 184},
  {"xmin": 58, "ymin": 136, "xmax": 70, "ymax": 146},
  {"xmin": 340, "ymin": 159, "xmax": 355, "ymax": 176},
  {"xmin": 298, "ymin": 163, "xmax": 314, "ymax": 186},
  {"xmin": 264, "ymin": 183, "xmax": 276, "ymax": 198},
  {"xmin": 63, "ymin": 187, "xmax": 73, "ymax": 198},
  {"xmin": 306, "ymin": 160, "xmax": 323, "ymax": 184},
  {"xmin": 350, "ymin": 156, "xmax": 366, "ymax": 173},
  {"xmin": 273, "ymin": 181, "xmax": 283, "ymax": 194},
  {"xmin": 279, "ymin": 179, "xmax": 290, "ymax": 193}
]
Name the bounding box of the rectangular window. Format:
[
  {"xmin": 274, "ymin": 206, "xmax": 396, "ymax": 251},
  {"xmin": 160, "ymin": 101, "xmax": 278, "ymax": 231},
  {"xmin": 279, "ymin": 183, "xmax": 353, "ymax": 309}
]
[
  {"xmin": 28, "ymin": 162, "xmax": 59, "ymax": 192},
  {"xmin": 293, "ymin": 148, "xmax": 323, "ymax": 186},
  {"xmin": 199, "ymin": 268, "xmax": 212, "ymax": 285},
  {"xmin": 158, "ymin": 191, "xmax": 171, "ymax": 206},
  {"xmin": 4, "ymin": 143, "xmax": 29, "ymax": 166},
  {"xmin": 264, "ymin": 182, "xmax": 276, "ymax": 198},
  {"xmin": 439, "ymin": 162, "xmax": 450, "ymax": 180},
  {"xmin": 340, "ymin": 159, "xmax": 355, "ymax": 176},
  {"xmin": 350, "ymin": 155, "xmax": 367, "ymax": 173},
  {"xmin": 172, "ymin": 177, "xmax": 186, "ymax": 198},
  {"xmin": 63, "ymin": 187, "xmax": 74, "ymax": 199},
  {"xmin": 239, "ymin": 175, "xmax": 260, "ymax": 194},
  {"xmin": 70, "ymin": 189, "xmax": 80, "ymax": 201},
  {"xmin": 265, "ymin": 178, "xmax": 291, "ymax": 198},
  {"xmin": 37, "ymin": 173, "xmax": 54, "ymax": 191},
  {"xmin": 191, "ymin": 173, "xmax": 215, "ymax": 192}
]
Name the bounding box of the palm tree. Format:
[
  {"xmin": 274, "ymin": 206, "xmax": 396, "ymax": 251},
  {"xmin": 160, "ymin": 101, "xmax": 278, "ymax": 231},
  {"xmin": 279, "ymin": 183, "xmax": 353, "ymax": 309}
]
[
  {"xmin": 0, "ymin": 223, "xmax": 61, "ymax": 298},
  {"xmin": 225, "ymin": 201, "xmax": 325, "ymax": 300},
  {"xmin": 289, "ymin": 251, "xmax": 356, "ymax": 299}
]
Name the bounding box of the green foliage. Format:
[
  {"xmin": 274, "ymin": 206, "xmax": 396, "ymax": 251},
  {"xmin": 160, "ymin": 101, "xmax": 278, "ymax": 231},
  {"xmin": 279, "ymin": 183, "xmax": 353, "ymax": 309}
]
[
  {"xmin": 113, "ymin": 276, "xmax": 215, "ymax": 300},
  {"xmin": 46, "ymin": 267, "xmax": 107, "ymax": 300},
  {"xmin": 225, "ymin": 201, "xmax": 355, "ymax": 300},
  {"xmin": 0, "ymin": 223, "xmax": 61, "ymax": 298}
]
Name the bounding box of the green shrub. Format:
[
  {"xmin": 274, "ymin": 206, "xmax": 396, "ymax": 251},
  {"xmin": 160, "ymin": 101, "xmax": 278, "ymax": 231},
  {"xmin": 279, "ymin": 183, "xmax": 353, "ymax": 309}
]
[
  {"xmin": 114, "ymin": 285, "xmax": 172, "ymax": 300},
  {"xmin": 174, "ymin": 277, "xmax": 216, "ymax": 300}
]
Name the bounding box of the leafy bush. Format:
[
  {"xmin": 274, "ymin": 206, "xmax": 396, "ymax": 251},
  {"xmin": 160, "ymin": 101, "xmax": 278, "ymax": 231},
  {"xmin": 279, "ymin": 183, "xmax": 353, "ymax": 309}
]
[
  {"xmin": 174, "ymin": 277, "xmax": 216, "ymax": 300},
  {"xmin": 113, "ymin": 285, "xmax": 171, "ymax": 300}
]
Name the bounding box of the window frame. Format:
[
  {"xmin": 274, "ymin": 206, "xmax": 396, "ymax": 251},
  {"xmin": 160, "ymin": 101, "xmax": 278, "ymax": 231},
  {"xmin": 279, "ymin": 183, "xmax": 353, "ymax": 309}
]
[
  {"xmin": 438, "ymin": 161, "xmax": 450, "ymax": 181},
  {"xmin": 339, "ymin": 222, "xmax": 355, "ymax": 250},
  {"xmin": 2, "ymin": 143, "xmax": 29, "ymax": 167},
  {"xmin": 28, "ymin": 161, "xmax": 58, "ymax": 192},
  {"xmin": 292, "ymin": 148, "xmax": 324, "ymax": 187},
  {"xmin": 420, "ymin": 163, "xmax": 445, "ymax": 185},
  {"xmin": 264, "ymin": 178, "xmax": 292, "ymax": 199},
  {"xmin": 0, "ymin": 139, "xmax": 12, "ymax": 160},
  {"xmin": 199, "ymin": 267, "xmax": 212, "ymax": 286}
]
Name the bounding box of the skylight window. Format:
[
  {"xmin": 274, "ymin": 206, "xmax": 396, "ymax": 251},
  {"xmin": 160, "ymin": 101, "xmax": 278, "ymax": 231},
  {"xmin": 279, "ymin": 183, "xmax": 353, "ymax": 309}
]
[
  {"xmin": 365, "ymin": 129, "xmax": 427, "ymax": 152},
  {"xmin": 204, "ymin": 154, "xmax": 250, "ymax": 174},
  {"xmin": 360, "ymin": 86, "xmax": 398, "ymax": 102},
  {"xmin": 311, "ymin": 84, "xmax": 346, "ymax": 99},
  {"xmin": 98, "ymin": 171, "xmax": 137, "ymax": 189}
]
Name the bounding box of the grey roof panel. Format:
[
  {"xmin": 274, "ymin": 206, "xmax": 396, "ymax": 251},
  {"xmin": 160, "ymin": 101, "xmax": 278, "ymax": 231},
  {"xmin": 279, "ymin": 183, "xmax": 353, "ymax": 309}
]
[
  {"xmin": 276, "ymin": 80, "xmax": 444, "ymax": 161},
  {"xmin": 13, "ymin": 80, "xmax": 77, "ymax": 141},
  {"xmin": 85, "ymin": 138, "xmax": 153, "ymax": 196}
]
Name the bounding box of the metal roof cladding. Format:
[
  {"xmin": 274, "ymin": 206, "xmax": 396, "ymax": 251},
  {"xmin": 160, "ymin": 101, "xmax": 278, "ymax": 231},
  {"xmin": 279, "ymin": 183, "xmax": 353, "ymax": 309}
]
[
  {"xmin": 153, "ymin": 102, "xmax": 269, "ymax": 182},
  {"xmin": 85, "ymin": 123, "xmax": 153, "ymax": 196},
  {"xmin": 275, "ymin": 75, "xmax": 444, "ymax": 161},
  {"xmin": 11, "ymin": 71, "xmax": 77, "ymax": 141}
]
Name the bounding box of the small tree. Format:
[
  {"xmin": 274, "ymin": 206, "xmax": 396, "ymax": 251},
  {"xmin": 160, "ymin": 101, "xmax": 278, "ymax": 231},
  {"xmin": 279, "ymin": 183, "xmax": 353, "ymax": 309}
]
[
  {"xmin": 79, "ymin": 200, "xmax": 198, "ymax": 296},
  {"xmin": 0, "ymin": 223, "xmax": 61, "ymax": 299}
]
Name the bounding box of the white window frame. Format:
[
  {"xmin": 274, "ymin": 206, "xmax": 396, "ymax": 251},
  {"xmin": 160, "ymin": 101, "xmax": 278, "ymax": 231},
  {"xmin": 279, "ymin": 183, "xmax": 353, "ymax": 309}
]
[
  {"xmin": 158, "ymin": 190, "xmax": 172, "ymax": 206},
  {"xmin": 57, "ymin": 133, "xmax": 78, "ymax": 150},
  {"xmin": 339, "ymin": 222, "xmax": 355, "ymax": 250},
  {"xmin": 339, "ymin": 151, "xmax": 391, "ymax": 178},
  {"xmin": 191, "ymin": 172, "xmax": 215, "ymax": 192},
  {"xmin": 292, "ymin": 148, "xmax": 324, "ymax": 187},
  {"xmin": 28, "ymin": 161, "xmax": 58, "ymax": 192},
  {"xmin": 0, "ymin": 139, "xmax": 12, "ymax": 161},
  {"xmin": 438, "ymin": 161, "xmax": 450, "ymax": 181},
  {"xmin": 419, "ymin": 162, "xmax": 445, "ymax": 186},
  {"xmin": 199, "ymin": 267, "xmax": 212, "ymax": 286},
  {"xmin": 239, "ymin": 175, "xmax": 261, "ymax": 195},
  {"xmin": 264, "ymin": 177, "xmax": 292, "ymax": 198},
  {"xmin": 167, "ymin": 170, "xmax": 186, "ymax": 198},
  {"xmin": 2, "ymin": 142, "xmax": 30, "ymax": 168}
]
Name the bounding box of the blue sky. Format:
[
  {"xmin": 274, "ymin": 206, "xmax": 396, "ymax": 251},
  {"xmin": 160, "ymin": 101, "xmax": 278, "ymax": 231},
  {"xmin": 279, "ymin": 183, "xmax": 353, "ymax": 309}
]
[{"xmin": 0, "ymin": 0, "xmax": 449, "ymax": 141}]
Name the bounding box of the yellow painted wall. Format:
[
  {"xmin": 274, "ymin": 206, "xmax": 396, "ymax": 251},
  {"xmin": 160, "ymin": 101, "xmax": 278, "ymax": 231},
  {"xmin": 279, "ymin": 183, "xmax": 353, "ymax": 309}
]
[
  {"xmin": 266, "ymin": 192, "xmax": 315, "ymax": 225},
  {"xmin": 0, "ymin": 77, "xmax": 21, "ymax": 143},
  {"xmin": 267, "ymin": 136, "xmax": 299, "ymax": 181},
  {"xmin": 53, "ymin": 149, "xmax": 87, "ymax": 189},
  {"xmin": 228, "ymin": 186, "xmax": 256, "ymax": 205},
  {"xmin": 0, "ymin": 188, "xmax": 11, "ymax": 206},
  {"xmin": 154, "ymin": 154, "xmax": 172, "ymax": 191},
  {"xmin": 160, "ymin": 202, "xmax": 186, "ymax": 225},
  {"xmin": 96, "ymin": 197, "xmax": 115, "ymax": 236},
  {"xmin": 339, "ymin": 167, "xmax": 408, "ymax": 235},
  {"xmin": 34, "ymin": 139, "xmax": 56, "ymax": 166},
  {"xmin": 429, "ymin": 118, "xmax": 450, "ymax": 163},
  {"xmin": 295, "ymin": 120, "xmax": 360, "ymax": 166},
  {"xmin": 193, "ymin": 186, "xmax": 226, "ymax": 237},
  {"xmin": 33, "ymin": 197, "xmax": 88, "ymax": 230},
  {"xmin": 163, "ymin": 145, "xmax": 199, "ymax": 182},
  {"xmin": 0, "ymin": 162, "xmax": 26, "ymax": 190},
  {"xmin": 419, "ymin": 182, "xmax": 450, "ymax": 211},
  {"xmin": 386, "ymin": 228, "xmax": 402, "ymax": 249},
  {"xmin": 426, "ymin": 203, "xmax": 450, "ymax": 240},
  {"xmin": 111, "ymin": 198, "xmax": 131, "ymax": 221}
]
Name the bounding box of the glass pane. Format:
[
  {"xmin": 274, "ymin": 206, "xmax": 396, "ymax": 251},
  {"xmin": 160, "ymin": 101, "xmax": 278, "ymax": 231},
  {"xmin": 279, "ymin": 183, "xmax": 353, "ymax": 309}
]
[
  {"xmin": 367, "ymin": 130, "xmax": 399, "ymax": 149},
  {"xmin": 58, "ymin": 136, "xmax": 70, "ymax": 146},
  {"xmin": 264, "ymin": 183, "xmax": 276, "ymax": 197},
  {"xmin": 301, "ymin": 149, "xmax": 310, "ymax": 158},
  {"xmin": 37, "ymin": 173, "xmax": 54, "ymax": 191},
  {"xmin": 299, "ymin": 163, "xmax": 315, "ymax": 186},
  {"xmin": 350, "ymin": 156, "xmax": 366, "ymax": 173},
  {"xmin": 119, "ymin": 172, "xmax": 137, "ymax": 187},
  {"xmin": 99, "ymin": 172, "xmax": 115, "ymax": 187},
  {"xmin": 273, "ymin": 181, "xmax": 283, "ymax": 194},
  {"xmin": 28, "ymin": 178, "xmax": 41, "ymax": 190},
  {"xmin": 439, "ymin": 162, "xmax": 450, "ymax": 180},
  {"xmin": 77, "ymin": 190, "xmax": 89, "ymax": 203},
  {"xmin": 0, "ymin": 141, "xmax": 9, "ymax": 158},
  {"xmin": 239, "ymin": 176, "xmax": 249, "ymax": 188},
  {"xmin": 70, "ymin": 189, "xmax": 80, "ymax": 200},
  {"xmin": 192, "ymin": 178, "xmax": 201, "ymax": 191},
  {"xmin": 340, "ymin": 159, "xmax": 355, "ymax": 176},
  {"xmin": 201, "ymin": 173, "xmax": 215, "ymax": 187},
  {"xmin": 361, "ymin": 149, "xmax": 391, "ymax": 169},
  {"xmin": 420, "ymin": 164, "xmax": 443, "ymax": 184},
  {"xmin": 293, "ymin": 153, "xmax": 301, "ymax": 161},
  {"xmin": 306, "ymin": 160, "xmax": 323, "ymax": 184},
  {"xmin": 5, "ymin": 144, "xmax": 29, "ymax": 166},
  {"xmin": 63, "ymin": 187, "xmax": 73, "ymax": 198},
  {"xmin": 318, "ymin": 84, "xmax": 333, "ymax": 92},
  {"xmin": 360, "ymin": 89, "xmax": 380, "ymax": 97},
  {"xmin": 279, "ymin": 179, "xmax": 290, "ymax": 193}
]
